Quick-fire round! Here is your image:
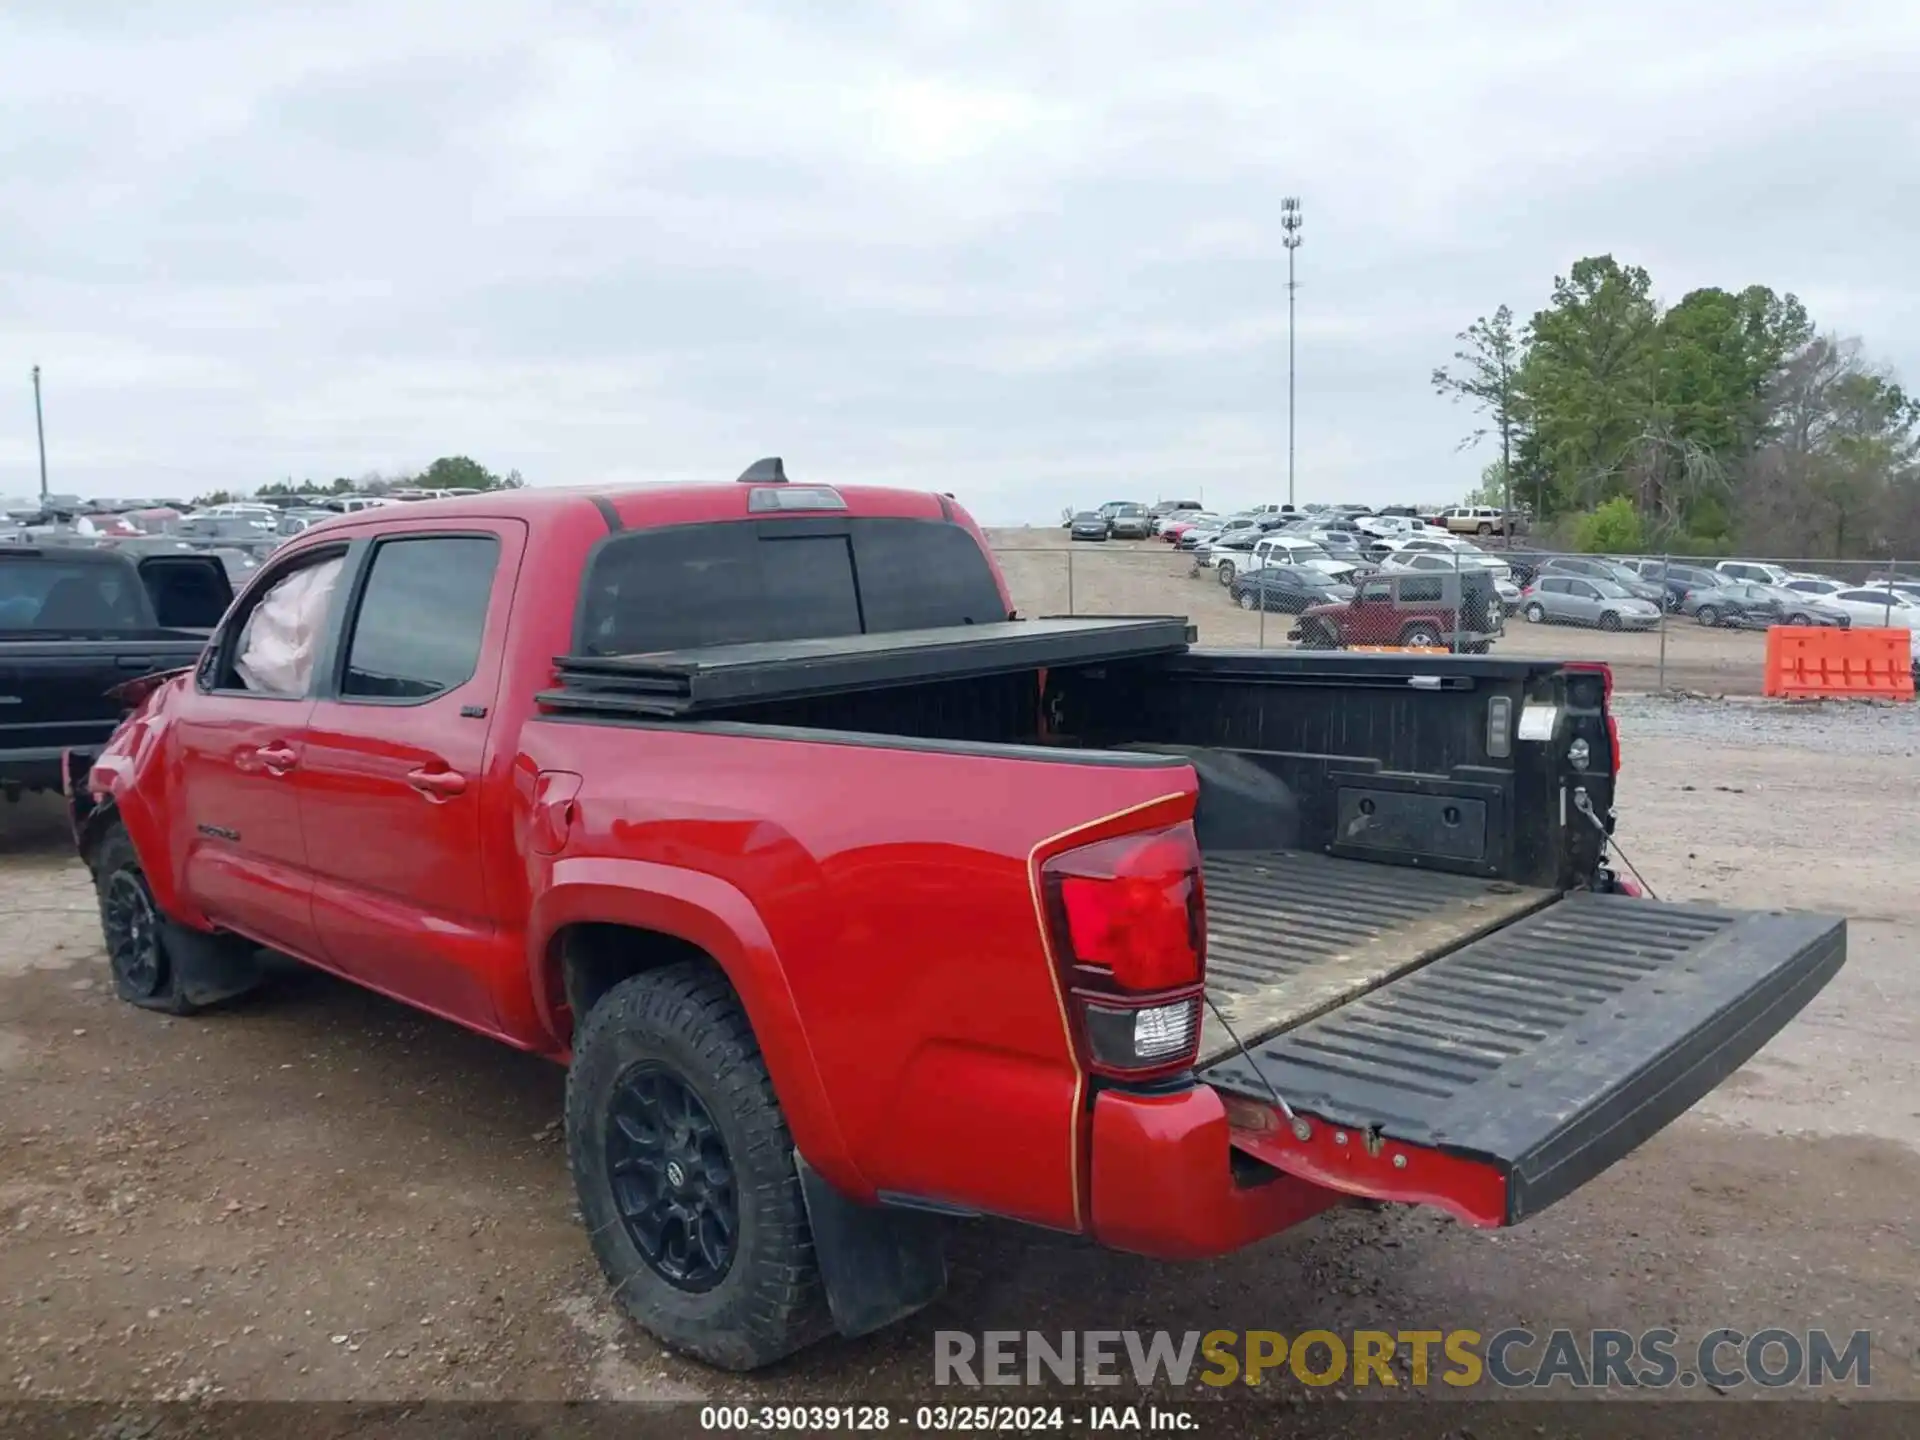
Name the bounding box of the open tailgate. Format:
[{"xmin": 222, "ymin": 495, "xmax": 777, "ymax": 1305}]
[{"xmin": 1202, "ymin": 892, "xmax": 1844, "ymax": 1226}]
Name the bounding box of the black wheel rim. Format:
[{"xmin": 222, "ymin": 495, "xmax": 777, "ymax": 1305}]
[
  {"xmin": 102, "ymin": 870, "xmax": 163, "ymax": 997},
  {"xmin": 605, "ymin": 1064, "xmax": 737, "ymax": 1293}
]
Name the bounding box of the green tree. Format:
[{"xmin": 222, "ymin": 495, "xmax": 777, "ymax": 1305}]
[
  {"xmin": 1432, "ymin": 305, "xmax": 1526, "ymax": 516},
  {"xmin": 1572, "ymin": 497, "xmax": 1646, "ymax": 554},
  {"xmin": 1516, "ymin": 257, "xmax": 1662, "ymax": 514},
  {"xmin": 419, "ymin": 455, "xmax": 504, "ymax": 491}
]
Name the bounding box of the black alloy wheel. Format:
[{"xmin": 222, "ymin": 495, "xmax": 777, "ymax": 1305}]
[
  {"xmin": 605, "ymin": 1064, "xmax": 738, "ymax": 1293},
  {"xmin": 102, "ymin": 868, "xmax": 164, "ymax": 1000}
]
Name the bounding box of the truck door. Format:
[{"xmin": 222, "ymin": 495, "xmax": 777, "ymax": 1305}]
[
  {"xmin": 172, "ymin": 544, "xmax": 347, "ymax": 958},
  {"xmin": 298, "ymin": 520, "xmax": 524, "ymax": 1029}
]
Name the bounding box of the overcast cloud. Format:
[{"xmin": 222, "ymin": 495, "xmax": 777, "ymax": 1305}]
[{"xmin": 3, "ymin": 0, "xmax": 1916, "ymax": 523}]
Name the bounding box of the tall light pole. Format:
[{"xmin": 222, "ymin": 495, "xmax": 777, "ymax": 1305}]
[
  {"xmin": 1280, "ymin": 197, "xmax": 1303, "ymax": 509},
  {"xmin": 31, "ymin": 365, "xmax": 49, "ymax": 502}
]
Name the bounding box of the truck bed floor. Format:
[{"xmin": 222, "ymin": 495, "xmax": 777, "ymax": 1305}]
[{"xmin": 1198, "ymin": 851, "xmax": 1555, "ymax": 1067}]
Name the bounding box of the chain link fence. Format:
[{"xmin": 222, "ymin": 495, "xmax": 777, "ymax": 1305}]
[{"xmin": 991, "ymin": 531, "xmax": 1919, "ymax": 695}]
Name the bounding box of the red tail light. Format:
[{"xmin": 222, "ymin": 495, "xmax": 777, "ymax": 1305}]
[
  {"xmin": 1042, "ymin": 822, "xmax": 1206, "ymax": 1079},
  {"xmin": 1565, "ymin": 661, "xmax": 1620, "ymax": 774}
]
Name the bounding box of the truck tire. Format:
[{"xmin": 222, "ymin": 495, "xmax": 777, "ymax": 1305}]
[
  {"xmin": 1477, "ymin": 522, "xmax": 1494, "ymax": 535},
  {"xmin": 90, "ymin": 823, "xmax": 202, "ymax": 1016},
  {"xmin": 1401, "ymin": 622, "xmax": 1442, "ymax": 648},
  {"xmin": 567, "ymin": 963, "xmax": 829, "ymax": 1371}
]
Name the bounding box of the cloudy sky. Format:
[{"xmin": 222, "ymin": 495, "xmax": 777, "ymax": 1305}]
[{"xmin": 3, "ymin": 1, "xmax": 1916, "ymax": 524}]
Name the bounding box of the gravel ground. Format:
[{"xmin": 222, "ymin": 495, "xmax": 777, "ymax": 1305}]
[{"xmin": 1, "ymin": 699, "xmax": 1914, "ymax": 1411}]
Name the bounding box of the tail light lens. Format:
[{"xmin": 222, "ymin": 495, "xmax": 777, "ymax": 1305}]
[
  {"xmin": 1042, "ymin": 823, "xmax": 1206, "ymax": 1079},
  {"xmin": 1565, "ymin": 661, "xmax": 1620, "ymax": 774}
]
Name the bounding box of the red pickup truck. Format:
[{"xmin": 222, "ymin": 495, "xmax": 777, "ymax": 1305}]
[{"xmin": 68, "ymin": 461, "xmax": 1845, "ymax": 1371}]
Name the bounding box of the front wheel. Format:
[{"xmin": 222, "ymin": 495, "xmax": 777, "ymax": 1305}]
[
  {"xmin": 1695, "ymin": 606, "xmax": 1719, "ymax": 627},
  {"xmin": 92, "ymin": 825, "xmax": 200, "ymax": 1015},
  {"xmin": 1296, "ymin": 620, "xmax": 1337, "ymax": 650},
  {"xmin": 1216, "ymin": 560, "xmax": 1235, "ymax": 585},
  {"xmin": 568, "ymin": 964, "xmax": 831, "ymax": 1371},
  {"xmin": 1788, "ymin": 612, "xmax": 1812, "ymax": 627},
  {"xmin": 1599, "ymin": 610, "xmax": 1622, "ymax": 632}
]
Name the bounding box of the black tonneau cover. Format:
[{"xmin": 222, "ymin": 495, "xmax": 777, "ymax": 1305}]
[{"xmin": 541, "ymin": 616, "xmax": 1197, "ymax": 719}]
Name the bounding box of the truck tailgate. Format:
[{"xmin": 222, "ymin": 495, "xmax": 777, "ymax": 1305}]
[{"xmin": 1201, "ymin": 892, "xmax": 1845, "ymax": 1225}]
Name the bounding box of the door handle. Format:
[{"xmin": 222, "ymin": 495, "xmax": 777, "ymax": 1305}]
[
  {"xmin": 406, "ymin": 767, "xmax": 468, "ymax": 800},
  {"xmin": 256, "ymin": 743, "xmax": 298, "ymax": 774}
]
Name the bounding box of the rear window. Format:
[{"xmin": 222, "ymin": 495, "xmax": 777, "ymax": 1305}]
[
  {"xmin": 576, "ymin": 518, "xmax": 1007, "ymax": 656},
  {"xmin": 0, "ymin": 557, "xmax": 152, "ymax": 631}
]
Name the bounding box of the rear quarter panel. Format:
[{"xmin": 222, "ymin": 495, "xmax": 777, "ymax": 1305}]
[{"xmin": 518, "ymin": 719, "xmax": 1194, "ymax": 1232}]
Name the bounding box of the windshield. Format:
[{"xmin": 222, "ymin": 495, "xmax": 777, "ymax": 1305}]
[{"xmin": 0, "ymin": 557, "xmax": 154, "ymax": 632}]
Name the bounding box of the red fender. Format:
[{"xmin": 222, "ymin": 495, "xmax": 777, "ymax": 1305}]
[
  {"xmin": 529, "ymin": 857, "xmax": 868, "ymax": 1200},
  {"xmin": 86, "ymin": 718, "xmax": 214, "ymax": 931}
]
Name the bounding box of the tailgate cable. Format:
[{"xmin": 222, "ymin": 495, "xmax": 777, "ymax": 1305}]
[
  {"xmin": 1572, "ymin": 787, "xmax": 1660, "ymax": 901},
  {"xmin": 1203, "ymin": 993, "xmax": 1300, "ymax": 1128}
]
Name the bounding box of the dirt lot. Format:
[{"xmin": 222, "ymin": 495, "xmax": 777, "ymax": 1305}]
[
  {"xmin": 2, "ymin": 704, "xmax": 1916, "ymax": 1409},
  {"xmin": 988, "ymin": 529, "xmax": 1819, "ymax": 696}
]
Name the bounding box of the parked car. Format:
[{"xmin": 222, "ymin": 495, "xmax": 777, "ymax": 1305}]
[
  {"xmin": 1715, "ymin": 560, "xmax": 1795, "ymax": 587},
  {"xmin": 1291, "ymin": 567, "xmax": 1506, "ymax": 652},
  {"xmin": 1823, "ymin": 587, "xmax": 1920, "ymax": 628},
  {"xmin": 1683, "ymin": 583, "xmax": 1846, "ymax": 629},
  {"xmin": 1384, "ymin": 550, "xmax": 1516, "ymax": 602},
  {"xmin": 1, "ymin": 544, "xmax": 231, "ymax": 798},
  {"xmin": 1766, "ymin": 588, "xmax": 1851, "ymax": 627},
  {"xmin": 1438, "ymin": 506, "xmax": 1516, "ymax": 537},
  {"xmin": 1068, "ymin": 511, "xmax": 1110, "ymax": 542},
  {"xmin": 1536, "ymin": 556, "xmax": 1666, "ymax": 607},
  {"xmin": 1622, "ymin": 560, "xmax": 1731, "ymax": 612},
  {"xmin": 1518, "ymin": 577, "xmax": 1663, "ymax": 631},
  {"xmin": 68, "ymin": 462, "xmax": 1847, "ymax": 1374},
  {"xmin": 1227, "ymin": 565, "xmax": 1354, "ymax": 614},
  {"xmin": 1107, "ymin": 504, "xmax": 1154, "ymax": 540},
  {"xmin": 1237, "ymin": 535, "xmax": 1360, "ymax": 586},
  {"xmin": 1162, "ymin": 514, "xmax": 1218, "ymax": 546}
]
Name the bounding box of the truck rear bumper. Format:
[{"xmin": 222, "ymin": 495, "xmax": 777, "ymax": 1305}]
[{"xmin": 1086, "ymin": 1085, "xmax": 1348, "ymax": 1260}]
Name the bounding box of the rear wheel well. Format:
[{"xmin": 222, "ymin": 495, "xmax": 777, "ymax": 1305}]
[{"xmin": 552, "ymin": 923, "xmax": 728, "ymax": 1046}]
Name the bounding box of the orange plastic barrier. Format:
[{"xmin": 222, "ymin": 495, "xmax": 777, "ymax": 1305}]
[{"xmin": 1764, "ymin": 626, "xmax": 1915, "ymax": 700}]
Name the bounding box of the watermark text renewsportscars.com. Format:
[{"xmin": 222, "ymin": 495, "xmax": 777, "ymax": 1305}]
[{"xmin": 934, "ymin": 1328, "xmax": 1871, "ymax": 1391}]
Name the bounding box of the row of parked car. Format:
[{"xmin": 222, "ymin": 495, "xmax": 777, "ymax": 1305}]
[
  {"xmin": 1, "ymin": 491, "xmax": 461, "ymax": 581},
  {"xmin": 1509, "ymin": 555, "xmax": 1920, "ymax": 632}
]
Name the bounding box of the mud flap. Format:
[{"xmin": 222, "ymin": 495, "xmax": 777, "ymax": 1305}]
[
  {"xmin": 1204, "ymin": 893, "xmax": 1845, "ymax": 1225},
  {"xmin": 794, "ymin": 1154, "xmax": 948, "ymax": 1339},
  {"xmin": 153, "ymin": 920, "xmax": 269, "ymax": 1011}
]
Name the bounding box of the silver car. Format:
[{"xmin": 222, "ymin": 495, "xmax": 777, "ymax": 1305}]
[{"xmin": 1520, "ymin": 576, "xmax": 1663, "ymax": 631}]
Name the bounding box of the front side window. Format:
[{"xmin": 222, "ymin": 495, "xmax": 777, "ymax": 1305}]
[
  {"xmin": 228, "ymin": 553, "xmax": 348, "ymax": 696},
  {"xmin": 341, "ymin": 536, "xmax": 498, "ymax": 700}
]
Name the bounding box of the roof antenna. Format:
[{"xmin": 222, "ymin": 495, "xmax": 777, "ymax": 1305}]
[{"xmin": 737, "ymin": 457, "xmax": 786, "ymax": 484}]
